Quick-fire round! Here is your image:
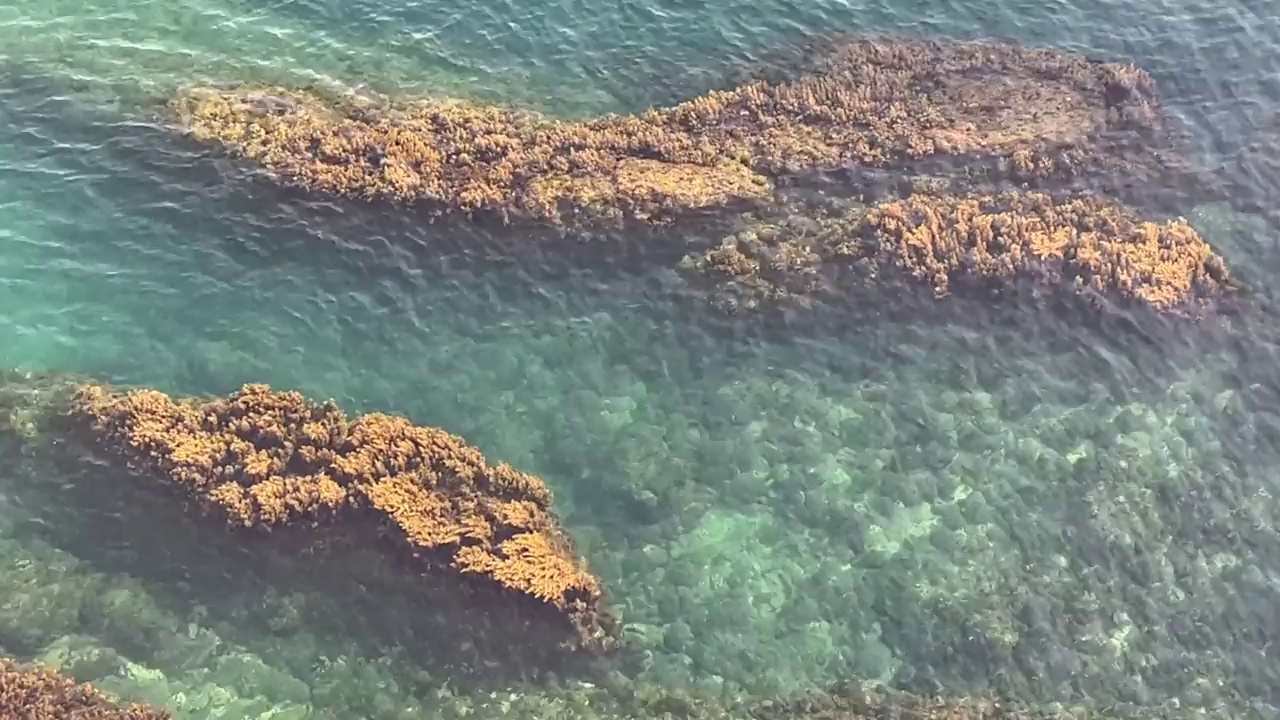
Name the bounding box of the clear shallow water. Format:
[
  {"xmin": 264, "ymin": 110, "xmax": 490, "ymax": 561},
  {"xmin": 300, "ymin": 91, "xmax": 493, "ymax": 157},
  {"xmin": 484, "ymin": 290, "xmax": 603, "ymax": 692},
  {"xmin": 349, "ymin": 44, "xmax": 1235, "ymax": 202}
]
[{"xmin": 4, "ymin": 0, "xmax": 1280, "ymax": 717}]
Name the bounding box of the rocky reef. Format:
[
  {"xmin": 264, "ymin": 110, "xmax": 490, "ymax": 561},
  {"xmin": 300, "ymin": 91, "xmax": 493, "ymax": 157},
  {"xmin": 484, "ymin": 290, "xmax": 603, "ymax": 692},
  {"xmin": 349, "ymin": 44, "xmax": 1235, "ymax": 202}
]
[
  {"xmin": 0, "ymin": 657, "xmax": 170, "ymax": 719},
  {"xmin": 0, "ymin": 371, "xmax": 617, "ymax": 687},
  {"xmin": 169, "ymin": 36, "xmax": 1170, "ymax": 225},
  {"xmin": 157, "ymin": 33, "xmax": 1240, "ymax": 325},
  {"xmin": 682, "ymin": 190, "xmax": 1231, "ymax": 314},
  {"xmin": 67, "ymin": 382, "xmax": 618, "ymax": 655}
]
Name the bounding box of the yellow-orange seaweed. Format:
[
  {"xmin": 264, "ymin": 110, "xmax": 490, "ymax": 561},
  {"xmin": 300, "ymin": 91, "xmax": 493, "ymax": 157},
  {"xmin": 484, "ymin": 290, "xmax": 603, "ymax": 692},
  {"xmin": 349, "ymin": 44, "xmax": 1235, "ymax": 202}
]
[
  {"xmin": 688, "ymin": 191, "xmax": 1229, "ymax": 313},
  {"xmin": 69, "ymin": 383, "xmax": 613, "ymax": 651},
  {"xmin": 0, "ymin": 658, "xmax": 170, "ymax": 720},
  {"xmin": 171, "ymin": 37, "xmax": 1164, "ymax": 224}
]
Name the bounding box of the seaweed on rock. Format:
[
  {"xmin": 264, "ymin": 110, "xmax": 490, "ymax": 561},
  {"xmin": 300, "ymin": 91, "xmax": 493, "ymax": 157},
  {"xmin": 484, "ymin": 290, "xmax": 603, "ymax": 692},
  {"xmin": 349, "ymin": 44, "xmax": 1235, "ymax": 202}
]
[
  {"xmin": 683, "ymin": 191, "xmax": 1231, "ymax": 315},
  {"xmin": 169, "ymin": 36, "xmax": 1171, "ymax": 225},
  {"xmin": 0, "ymin": 371, "xmax": 624, "ymax": 687},
  {"xmin": 65, "ymin": 382, "xmax": 619, "ymax": 657},
  {"xmin": 0, "ymin": 658, "xmax": 170, "ymax": 720}
]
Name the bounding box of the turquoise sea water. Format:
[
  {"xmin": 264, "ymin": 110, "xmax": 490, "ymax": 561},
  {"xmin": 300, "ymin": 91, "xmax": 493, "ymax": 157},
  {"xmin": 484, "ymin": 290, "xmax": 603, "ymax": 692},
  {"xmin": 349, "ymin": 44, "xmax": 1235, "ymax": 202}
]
[{"xmin": 4, "ymin": 0, "xmax": 1280, "ymax": 717}]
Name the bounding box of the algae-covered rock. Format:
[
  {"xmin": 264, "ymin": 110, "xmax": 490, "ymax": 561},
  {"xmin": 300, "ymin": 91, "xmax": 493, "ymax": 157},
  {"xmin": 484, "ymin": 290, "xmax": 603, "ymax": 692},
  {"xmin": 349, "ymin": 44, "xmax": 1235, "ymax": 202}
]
[
  {"xmin": 170, "ymin": 36, "xmax": 1172, "ymax": 226},
  {"xmin": 0, "ymin": 369, "xmax": 622, "ymax": 691},
  {"xmin": 0, "ymin": 656, "xmax": 170, "ymax": 719},
  {"xmin": 2, "ymin": 377, "xmax": 620, "ymax": 683},
  {"xmin": 685, "ymin": 191, "xmax": 1231, "ymax": 316}
]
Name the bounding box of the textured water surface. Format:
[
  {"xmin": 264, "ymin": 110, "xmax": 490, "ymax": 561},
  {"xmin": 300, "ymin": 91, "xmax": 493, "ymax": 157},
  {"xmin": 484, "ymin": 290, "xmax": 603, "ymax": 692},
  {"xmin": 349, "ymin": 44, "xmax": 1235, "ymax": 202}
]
[{"xmin": 3, "ymin": 0, "xmax": 1280, "ymax": 717}]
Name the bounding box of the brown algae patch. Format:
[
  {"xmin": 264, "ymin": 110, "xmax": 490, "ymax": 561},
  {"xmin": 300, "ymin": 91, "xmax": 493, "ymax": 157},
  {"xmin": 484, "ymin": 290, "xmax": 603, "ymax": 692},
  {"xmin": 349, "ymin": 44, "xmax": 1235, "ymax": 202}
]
[
  {"xmin": 70, "ymin": 382, "xmax": 617, "ymax": 652},
  {"xmin": 686, "ymin": 191, "xmax": 1229, "ymax": 313},
  {"xmin": 0, "ymin": 658, "xmax": 170, "ymax": 719},
  {"xmin": 171, "ymin": 37, "xmax": 1164, "ymax": 224}
]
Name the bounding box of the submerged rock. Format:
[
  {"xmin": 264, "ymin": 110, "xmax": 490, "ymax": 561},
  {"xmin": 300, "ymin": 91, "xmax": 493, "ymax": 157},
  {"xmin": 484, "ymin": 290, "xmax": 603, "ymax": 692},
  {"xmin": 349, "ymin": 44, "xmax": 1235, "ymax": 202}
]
[
  {"xmin": 67, "ymin": 382, "xmax": 620, "ymax": 657},
  {"xmin": 169, "ymin": 35, "xmax": 1173, "ymax": 227},
  {"xmin": 0, "ymin": 371, "xmax": 619, "ymax": 685},
  {"xmin": 685, "ymin": 191, "xmax": 1232, "ymax": 317}
]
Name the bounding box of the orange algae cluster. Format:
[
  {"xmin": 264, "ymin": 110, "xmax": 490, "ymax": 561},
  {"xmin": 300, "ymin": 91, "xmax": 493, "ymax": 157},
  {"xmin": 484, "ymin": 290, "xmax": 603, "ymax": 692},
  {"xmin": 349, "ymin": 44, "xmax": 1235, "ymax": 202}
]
[
  {"xmin": 691, "ymin": 191, "xmax": 1229, "ymax": 313},
  {"xmin": 0, "ymin": 658, "xmax": 170, "ymax": 720},
  {"xmin": 173, "ymin": 88, "xmax": 772, "ymax": 223},
  {"xmin": 862, "ymin": 192, "xmax": 1227, "ymax": 308},
  {"xmin": 68, "ymin": 383, "xmax": 612, "ymax": 650},
  {"xmin": 171, "ymin": 37, "xmax": 1160, "ymax": 224}
]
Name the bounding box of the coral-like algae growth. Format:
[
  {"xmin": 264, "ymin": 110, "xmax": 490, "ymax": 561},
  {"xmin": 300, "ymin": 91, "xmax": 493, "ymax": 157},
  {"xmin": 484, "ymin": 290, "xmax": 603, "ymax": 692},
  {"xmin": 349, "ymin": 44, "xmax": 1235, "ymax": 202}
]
[
  {"xmin": 171, "ymin": 36, "xmax": 1163, "ymax": 224},
  {"xmin": 68, "ymin": 382, "xmax": 616, "ymax": 652},
  {"xmin": 0, "ymin": 658, "xmax": 170, "ymax": 720},
  {"xmin": 686, "ymin": 191, "xmax": 1230, "ymax": 314}
]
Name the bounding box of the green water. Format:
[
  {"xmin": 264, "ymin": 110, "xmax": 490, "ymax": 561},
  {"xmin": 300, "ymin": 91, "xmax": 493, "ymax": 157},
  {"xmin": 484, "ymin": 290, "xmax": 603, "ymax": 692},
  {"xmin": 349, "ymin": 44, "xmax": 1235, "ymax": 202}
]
[{"xmin": 3, "ymin": 0, "xmax": 1280, "ymax": 716}]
